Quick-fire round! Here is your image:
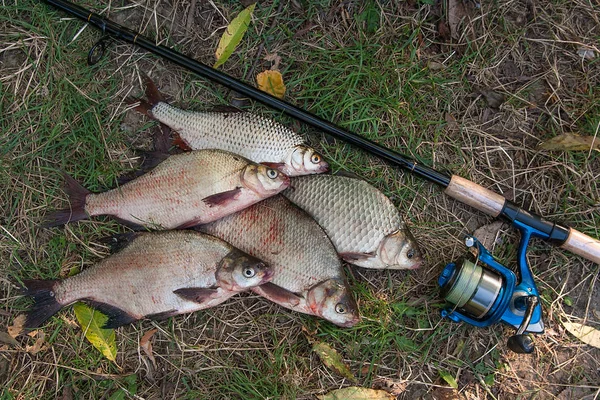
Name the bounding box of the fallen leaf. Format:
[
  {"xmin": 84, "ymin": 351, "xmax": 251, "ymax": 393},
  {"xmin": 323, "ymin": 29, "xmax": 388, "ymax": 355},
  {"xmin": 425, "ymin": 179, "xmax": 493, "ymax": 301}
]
[
  {"xmin": 140, "ymin": 328, "xmax": 158, "ymax": 368},
  {"xmin": 447, "ymin": 0, "xmax": 466, "ymax": 40},
  {"xmin": 26, "ymin": 330, "xmax": 47, "ymax": 354},
  {"xmin": 562, "ymin": 321, "xmax": 600, "ymax": 349},
  {"xmin": 317, "ymin": 387, "xmax": 394, "ymax": 400},
  {"xmin": 0, "ymin": 332, "xmax": 19, "ymax": 347},
  {"xmin": 8, "ymin": 314, "xmax": 25, "ymax": 338},
  {"xmin": 214, "ymin": 3, "xmax": 256, "ymax": 68},
  {"xmin": 256, "ymin": 70, "xmax": 286, "ymax": 99},
  {"xmin": 431, "ymin": 387, "xmax": 462, "ymax": 400},
  {"xmin": 263, "ymin": 53, "xmax": 282, "ymax": 70},
  {"xmin": 479, "ymin": 89, "xmax": 505, "ymax": 109},
  {"xmin": 445, "ymin": 113, "xmax": 458, "ymax": 131},
  {"xmin": 438, "ymin": 20, "xmax": 451, "ymax": 41},
  {"xmin": 577, "ymin": 47, "xmax": 596, "ymax": 60},
  {"xmin": 439, "ymin": 370, "xmax": 458, "ymax": 389},
  {"xmin": 313, "ymin": 342, "xmax": 357, "ymax": 383},
  {"xmin": 373, "ymin": 377, "xmax": 408, "ymax": 396},
  {"xmin": 73, "ymin": 302, "xmax": 117, "ymax": 362},
  {"xmin": 472, "ymin": 221, "xmax": 505, "ymax": 250},
  {"xmin": 539, "ymin": 133, "xmax": 600, "ymax": 152}
]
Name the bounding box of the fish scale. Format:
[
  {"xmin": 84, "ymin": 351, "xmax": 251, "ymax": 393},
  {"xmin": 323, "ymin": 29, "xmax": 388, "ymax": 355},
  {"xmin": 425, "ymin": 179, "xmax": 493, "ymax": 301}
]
[
  {"xmin": 199, "ymin": 196, "xmax": 340, "ymax": 294},
  {"xmin": 282, "ymin": 174, "xmax": 423, "ymax": 269},
  {"xmin": 152, "ymin": 103, "xmax": 303, "ymax": 163},
  {"xmin": 284, "ymin": 175, "xmax": 402, "ymax": 253},
  {"xmin": 198, "ymin": 196, "xmax": 360, "ymax": 327},
  {"xmin": 56, "ymin": 232, "xmax": 229, "ymax": 317},
  {"xmin": 23, "ymin": 231, "xmax": 273, "ymax": 328},
  {"xmin": 45, "ymin": 149, "xmax": 290, "ymax": 229}
]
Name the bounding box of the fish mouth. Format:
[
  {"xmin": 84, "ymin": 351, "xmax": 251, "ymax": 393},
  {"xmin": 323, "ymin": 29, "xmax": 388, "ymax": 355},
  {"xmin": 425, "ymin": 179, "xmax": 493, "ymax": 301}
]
[
  {"xmin": 409, "ymin": 258, "xmax": 424, "ymax": 269},
  {"xmin": 316, "ymin": 162, "xmax": 330, "ymax": 173},
  {"xmin": 338, "ymin": 315, "xmax": 360, "ymax": 328},
  {"xmin": 261, "ymin": 267, "xmax": 275, "ymax": 283}
]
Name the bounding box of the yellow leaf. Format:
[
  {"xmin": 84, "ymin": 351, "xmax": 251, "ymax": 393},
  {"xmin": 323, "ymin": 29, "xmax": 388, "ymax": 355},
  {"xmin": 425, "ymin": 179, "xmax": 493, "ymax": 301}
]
[
  {"xmin": 539, "ymin": 133, "xmax": 600, "ymax": 152},
  {"xmin": 73, "ymin": 302, "xmax": 117, "ymax": 362},
  {"xmin": 562, "ymin": 321, "xmax": 600, "ymax": 349},
  {"xmin": 256, "ymin": 70, "xmax": 286, "ymax": 99},
  {"xmin": 312, "ymin": 342, "xmax": 357, "ymax": 383},
  {"xmin": 214, "ymin": 3, "xmax": 256, "ymax": 68},
  {"xmin": 317, "ymin": 387, "xmax": 395, "ymax": 400}
]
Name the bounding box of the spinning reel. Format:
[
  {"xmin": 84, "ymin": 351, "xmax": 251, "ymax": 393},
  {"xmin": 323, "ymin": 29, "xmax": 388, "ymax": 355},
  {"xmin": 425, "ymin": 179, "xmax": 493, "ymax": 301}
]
[{"xmin": 438, "ymin": 231, "xmax": 545, "ymax": 354}]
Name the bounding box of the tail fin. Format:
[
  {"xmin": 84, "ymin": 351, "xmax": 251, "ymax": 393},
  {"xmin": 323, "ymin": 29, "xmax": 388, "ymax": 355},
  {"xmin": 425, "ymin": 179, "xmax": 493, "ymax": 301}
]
[
  {"xmin": 22, "ymin": 279, "xmax": 63, "ymax": 329},
  {"xmin": 43, "ymin": 172, "xmax": 91, "ymax": 227},
  {"xmin": 128, "ymin": 73, "xmax": 165, "ymax": 118}
]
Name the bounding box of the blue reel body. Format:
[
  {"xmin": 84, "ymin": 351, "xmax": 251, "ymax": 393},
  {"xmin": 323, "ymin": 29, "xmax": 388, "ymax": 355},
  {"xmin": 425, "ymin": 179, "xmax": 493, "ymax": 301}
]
[{"xmin": 438, "ymin": 219, "xmax": 547, "ymax": 335}]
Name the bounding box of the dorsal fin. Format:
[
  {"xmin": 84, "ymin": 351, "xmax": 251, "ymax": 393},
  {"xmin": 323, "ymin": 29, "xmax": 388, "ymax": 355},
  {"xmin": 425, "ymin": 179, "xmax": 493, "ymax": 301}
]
[{"xmin": 116, "ymin": 150, "xmax": 170, "ymax": 185}]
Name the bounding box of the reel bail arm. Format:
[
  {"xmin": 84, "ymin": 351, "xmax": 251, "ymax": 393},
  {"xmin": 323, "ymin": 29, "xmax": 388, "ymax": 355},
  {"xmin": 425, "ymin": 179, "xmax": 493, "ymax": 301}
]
[{"xmin": 438, "ymin": 231, "xmax": 544, "ymax": 353}]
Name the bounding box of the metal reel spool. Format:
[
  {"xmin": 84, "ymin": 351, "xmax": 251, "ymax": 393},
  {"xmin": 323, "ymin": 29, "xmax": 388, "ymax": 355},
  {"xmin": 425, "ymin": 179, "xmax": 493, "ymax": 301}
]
[{"xmin": 441, "ymin": 258, "xmax": 503, "ymax": 320}]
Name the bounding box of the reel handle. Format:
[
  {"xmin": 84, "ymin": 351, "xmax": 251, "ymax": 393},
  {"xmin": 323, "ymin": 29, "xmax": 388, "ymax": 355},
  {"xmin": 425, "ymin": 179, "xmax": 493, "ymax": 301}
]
[{"xmin": 507, "ymin": 296, "xmax": 538, "ymax": 354}]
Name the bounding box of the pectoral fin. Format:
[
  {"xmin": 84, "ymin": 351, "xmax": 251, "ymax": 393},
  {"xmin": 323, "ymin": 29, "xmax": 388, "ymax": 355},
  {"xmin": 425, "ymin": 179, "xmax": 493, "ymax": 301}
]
[
  {"xmin": 174, "ymin": 287, "xmax": 219, "ymax": 304},
  {"xmin": 253, "ymin": 283, "xmax": 303, "ymax": 307},
  {"xmin": 340, "ymin": 252, "xmax": 375, "ymax": 262},
  {"xmin": 201, "ymin": 187, "xmax": 242, "ymax": 207}
]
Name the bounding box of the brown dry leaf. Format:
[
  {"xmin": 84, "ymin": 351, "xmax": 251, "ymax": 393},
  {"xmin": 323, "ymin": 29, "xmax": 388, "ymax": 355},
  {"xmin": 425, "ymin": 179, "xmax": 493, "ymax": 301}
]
[
  {"xmin": 8, "ymin": 314, "xmax": 25, "ymax": 338},
  {"xmin": 431, "ymin": 386, "xmax": 463, "ymax": 400},
  {"xmin": 26, "ymin": 330, "xmax": 47, "ymax": 354},
  {"xmin": 373, "ymin": 377, "xmax": 408, "ymax": 396},
  {"xmin": 140, "ymin": 328, "xmax": 158, "ymax": 368},
  {"xmin": 313, "ymin": 342, "xmax": 357, "ymax": 383},
  {"xmin": 447, "ymin": 0, "xmax": 466, "ymax": 40},
  {"xmin": 317, "ymin": 387, "xmax": 394, "ymax": 400},
  {"xmin": 445, "ymin": 113, "xmax": 458, "ymax": 130},
  {"xmin": 256, "ymin": 70, "xmax": 286, "ymax": 99},
  {"xmin": 562, "ymin": 321, "xmax": 600, "ymax": 349},
  {"xmin": 539, "ymin": 133, "xmax": 600, "ymax": 152},
  {"xmin": 263, "ymin": 52, "xmax": 281, "ymax": 70},
  {"xmin": 472, "ymin": 221, "xmax": 505, "ymax": 250}
]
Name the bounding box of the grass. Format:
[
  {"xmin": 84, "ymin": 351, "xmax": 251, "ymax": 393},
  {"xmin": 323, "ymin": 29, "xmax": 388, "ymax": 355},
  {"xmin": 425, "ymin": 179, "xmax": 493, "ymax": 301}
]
[{"xmin": 1, "ymin": 0, "xmax": 600, "ymax": 399}]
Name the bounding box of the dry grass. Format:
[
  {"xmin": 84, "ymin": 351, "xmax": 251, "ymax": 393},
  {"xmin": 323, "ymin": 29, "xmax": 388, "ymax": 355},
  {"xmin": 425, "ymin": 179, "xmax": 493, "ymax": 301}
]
[{"xmin": 1, "ymin": 0, "xmax": 599, "ymax": 399}]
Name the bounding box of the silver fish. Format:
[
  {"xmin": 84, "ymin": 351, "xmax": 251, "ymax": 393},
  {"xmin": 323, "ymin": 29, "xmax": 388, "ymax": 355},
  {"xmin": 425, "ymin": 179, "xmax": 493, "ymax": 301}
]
[
  {"xmin": 23, "ymin": 230, "xmax": 273, "ymax": 328},
  {"xmin": 283, "ymin": 174, "xmax": 423, "ymax": 269},
  {"xmin": 133, "ymin": 75, "xmax": 329, "ymax": 177},
  {"xmin": 44, "ymin": 149, "xmax": 289, "ymax": 229},
  {"xmin": 199, "ymin": 196, "xmax": 360, "ymax": 327}
]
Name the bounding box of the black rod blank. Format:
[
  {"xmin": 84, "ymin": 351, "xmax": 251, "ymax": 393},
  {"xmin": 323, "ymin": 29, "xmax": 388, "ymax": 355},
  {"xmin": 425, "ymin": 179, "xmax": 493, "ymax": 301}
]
[{"xmin": 43, "ymin": 0, "xmax": 451, "ymax": 187}]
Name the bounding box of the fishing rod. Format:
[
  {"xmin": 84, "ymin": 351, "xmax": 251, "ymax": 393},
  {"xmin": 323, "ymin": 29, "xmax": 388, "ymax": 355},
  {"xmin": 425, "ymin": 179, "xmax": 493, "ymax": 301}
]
[
  {"xmin": 40, "ymin": 0, "xmax": 600, "ymax": 263},
  {"xmin": 41, "ymin": 0, "xmax": 600, "ymax": 352}
]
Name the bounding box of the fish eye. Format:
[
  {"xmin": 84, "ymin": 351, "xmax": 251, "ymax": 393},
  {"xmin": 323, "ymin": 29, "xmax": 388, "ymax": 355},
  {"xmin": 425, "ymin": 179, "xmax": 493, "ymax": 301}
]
[
  {"xmin": 407, "ymin": 250, "xmax": 414, "ymax": 259},
  {"xmin": 310, "ymin": 154, "xmax": 321, "ymax": 164},
  {"xmin": 266, "ymin": 169, "xmax": 278, "ymax": 179},
  {"xmin": 243, "ymin": 267, "xmax": 256, "ymax": 278},
  {"xmin": 335, "ymin": 303, "xmax": 347, "ymax": 314}
]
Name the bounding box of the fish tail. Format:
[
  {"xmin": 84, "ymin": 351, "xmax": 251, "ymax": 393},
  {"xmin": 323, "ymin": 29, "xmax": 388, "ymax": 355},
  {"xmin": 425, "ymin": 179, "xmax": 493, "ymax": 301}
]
[
  {"xmin": 128, "ymin": 73, "xmax": 165, "ymax": 118},
  {"xmin": 43, "ymin": 172, "xmax": 91, "ymax": 227},
  {"xmin": 22, "ymin": 279, "xmax": 63, "ymax": 329}
]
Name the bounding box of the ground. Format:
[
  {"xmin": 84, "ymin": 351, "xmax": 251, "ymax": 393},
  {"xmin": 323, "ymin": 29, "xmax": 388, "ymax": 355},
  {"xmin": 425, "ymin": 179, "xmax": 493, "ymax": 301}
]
[{"xmin": 1, "ymin": 0, "xmax": 599, "ymax": 399}]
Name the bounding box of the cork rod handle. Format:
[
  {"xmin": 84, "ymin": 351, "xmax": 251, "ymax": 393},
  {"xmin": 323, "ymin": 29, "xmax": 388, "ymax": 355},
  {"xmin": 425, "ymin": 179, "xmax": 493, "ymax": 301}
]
[
  {"xmin": 444, "ymin": 175, "xmax": 505, "ymax": 218},
  {"xmin": 561, "ymin": 229, "xmax": 600, "ymax": 265}
]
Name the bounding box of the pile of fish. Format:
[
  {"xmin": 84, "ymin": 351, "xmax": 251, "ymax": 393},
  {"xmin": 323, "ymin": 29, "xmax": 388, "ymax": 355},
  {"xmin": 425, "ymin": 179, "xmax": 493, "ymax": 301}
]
[{"xmin": 22, "ymin": 75, "xmax": 423, "ymax": 330}]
